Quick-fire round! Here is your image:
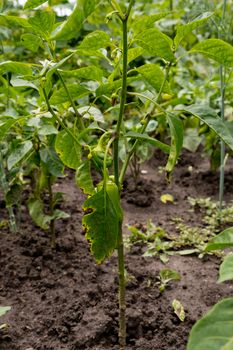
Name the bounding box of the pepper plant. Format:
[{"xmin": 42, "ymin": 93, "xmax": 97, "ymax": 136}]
[{"xmin": 1, "ymin": 0, "xmax": 233, "ymax": 349}]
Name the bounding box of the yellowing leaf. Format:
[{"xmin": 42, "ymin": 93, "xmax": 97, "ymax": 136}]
[
  {"xmin": 172, "ymin": 299, "xmax": 185, "ymax": 322},
  {"xmin": 160, "ymin": 194, "xmax": 174, "ymax": 204}
]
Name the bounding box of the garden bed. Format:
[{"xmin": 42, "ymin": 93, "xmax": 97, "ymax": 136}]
[{"xmin": 1, "ymin": 149, "xmax": 233, "ymax": 350}]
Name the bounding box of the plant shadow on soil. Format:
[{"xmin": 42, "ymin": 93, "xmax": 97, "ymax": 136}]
[{"xmin": 1, "ymin": 149, "xmax": 233, "ymax": 350}]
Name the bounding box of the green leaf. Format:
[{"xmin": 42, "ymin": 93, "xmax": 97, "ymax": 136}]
[
  {"xmin": 0, "ymin": 61, "xmax": 32, "ymax": 75},
  {"xmin": 0, "ymin": 306, "xmax": 11, "ymax": 317},
  {"xmin": 24, "ymin": 0, "xmax": 47, "ymax": 9},
  {"xmin": 135, "ymin": 28, "xmax": 175, "ymax": 62},
  {"xmin": 165, "ymin": 113, "xmax": 183, "ymax": 177},
  {"xmin": 132, "ymin": 13, "xmax": 170, "ymax": 34},
  {"xmin": 55, "ymin": 130, "xmax": 81, "ymax": 169},
  {"xmin": 60, "ymin": 66, "xmax": 103, "ymax": 82},
  {"xmin": 45, "ymin": 53, "xmax": 75, "ymax": 80},
  {"xmin": 28, "ymin": 198, "xmax": 50, "ymax": 230},
  {"xmin": 187, "ymin": 298, "xmax": 233, "ymax": 350},
  {"xmin": 79, "ymin": 30, "xmax": 110, "ymax": 50},
  {"xmin": 51, "ymin": 0, "xmax": 97, "ymax": 41},
  {"xmin": 125, "ymin": 132, "xmax": 170, "ymax": 154},
  {"xmin": 51, "ymin": 209, "xmax": 70, "ymax": 220},
  {"xmin": 96, "ymin": 76, "xmax": 138, "ymax": 97},
  {"xmin": 128, "ymin": 47, "xmax": 144, "ymax": 64},
  {"xmin": 76, "ymin": 160, "xmax": 95, "ymax": 195},
  {"xmin": 0, "ymin": 14, "xmax": 31, "ymax": 28},
  {"xmin": 174, "ymin": 12, "xmax": 213, "ymax": 49},
  {"xmin": 182, "ymin": 105, "xmax": 233, "ymax": 151},
  {"xmin": 49, "ymin": 84, "xmax": 89, "ymax": 104},
  {"xmin": 77, "ymin": 106, "xmax": 104, "ymax": 123},
  {"xmin": 183, "ymin": 128, "xmax": 202, "ymax": 153},
  {"xmin": 28, "ymin": 9, "xmax": 55, "ymax": 38},
  {"xmin": 205, "ymin": 228, "xmax": 233, "ymax": 251},
  {"xmin": 136, "ymin": 64, "xmax": 170, "ymax": 93},
  {"xmin": 189, "ymin": 39, "xmax": 233, "ymax": 67},
  {"xmin": 218, "ymin": 253, "xmax": 233, "ymax": 283},
  {"xmin": 7, "ymin": 141, "xmax": 33, "ymax": 170},
  {"xmin": 82, "ymin": 182, "xmax": 123, "ymax": 264},
  {"xmin": 21, "ymin": 33, "xmax": 42, "ymax": 53},
  {"xmin": 40, "ymin": 147, "xmax": 64, "ymax": 177}
]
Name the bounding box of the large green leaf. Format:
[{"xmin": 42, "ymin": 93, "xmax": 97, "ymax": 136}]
[
  {"xmin": 125, "ymin": 132, "xmax": 170, "ymax": 154},
  {"xmin": 28, "ymin": 9, "xmax": 55, "ymax": 38},
  {"xmin": 0, "ymin": 61, "xmax": 32, "ymax": 75},
  {"xmin": 174, "ymin": 12, "xmax": 213, "ymax": 49},
  {"xmin": 182, "ymin": 105, "xmax": 233, "ymax": 151},
  {"xmin": 7, "ymin": 140, "xmax": 33, "ymax": 170},
  {"xmin": 51, "ymin": 0, "xmax": 97, "ymax": 41},
  {"xmin": 218, "ymin": 253, "xmax": 233, "ymax": 283},
  {"xmin": 0, "ymin": 306, "xmax": 11, "ymax": 317},
  {"xmin": 205, "ymin": 227, "xmax": 233, "ymax": 251},
  {"xmin": 21, "ymin": 33, "xmax": 42, "ymax": 53},
  {"xmin": 132, "ymin": 13, "xmax": 169, "ymax": 34},
  {"xmin": 96, "ymin": 77, "xmax": 138, "ymax": 97},
  {"xmin": 187, "ymin": 298, "xmax": 233, "ymax": 350},
  {"xmin": 60, "ymin": 66, "xmax": 103, "ymax": 82},
  {"xmin": 82, "ymin": 182, "xmax": 123, "ymax": 264},
  {"xmin": 0, "ymin": 14, "xmax": 31, "ymax": 28},
  {"xmin": 49, "ymin": 84, "xmax": 89, "ymax": 104},
  {"xmin": 24, "ymin": 0, "xmax": 47, "ymax": 9},
  {"xmin": 189, "ymin": 39, "xmax": 233, "ymax": 67},
  {"xmin": 135, "ymin": 28, "xmax": 175, "ymax": 62},
  {"xmin": 76, "ymin": 160, "xmax": 95, "ymax": 195},
  {"xmin": 79, "ymin": 30, "xmax": 110, "ymax": 50},
  {"xmin": 136, "ymin": 64, "xmax": 170, "ymax": 93},
  {"xmin": 55, "ymin": 129, "xmax": 81, "ymax": 169},
  {"xmin": 165, "ymin": 113, "xmax": 183, "ymax": 177},
  {"xmin": 128, "ymin": 47, "xmax": 144, "ymax": 64}
]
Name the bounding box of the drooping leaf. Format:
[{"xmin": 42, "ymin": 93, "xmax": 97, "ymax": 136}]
[
  {"xmin": 39, "ymin": 147, "xmax": 64, "ymax": 177},
  {"xmin": 189, "ymin": 39, "xmax": 233, "ymax": 67},
  {"xmin": 49, "ymin": 84, "xmax": 89, "ymax": 104},
  {"xmin": 28, "ymin": 198, "xmax": 50, "ymax": 230},
  {"xmin": 187, "ymin": 298, "xmax": 233, "ymax": 350},
  {"xmin": 205, "ymin": 227, "xmax": 233, "ymax": 251},
  {"xmin": 182, "ymin": 105, "xmax": 233, "ymax": 151},
  {"xmin": 174, "ymin": 12, "xmax": 213, "ymax": 49},
  {"xmin": 82, "ymin": 182, "xmax": 123, "ymax": 264},
  {"xmin": 24, "ymin": 0, "xmax": 47, "ymax": 9},
  {"xmin": 79, "ymin": 30, "xmax": 110, "ymax": 50},
  {"xmin": 132, "ymin": 13, "xmax": 170, "ymax": 34},
  {"xmin": 28, "ymin": 9, "xmax": 55, "ymax": 38},
  {"xmin": 0, "ymin": 306, "xmax": 11, "ymax": 317},
  {"xmin": 218, "ymin": 253, "xmax": 233, "ymax": 283},
  {"xmin": 51, "ymin": 0, "xmax": 97, "ymax": 41},
  {"xmin": 125, "ymin": 132, "xmax": 170, "ymax": 154},
  {"xmin": 21, "ymin": 33, "xmax": 42, "ymax": 52},
  {"xmin": 76, "ymin": 160, "xmax": 95, "ymax": 195},
  {"xmin": 136, "ymin": 64, "xmax": 170, "ymax": 93},
  {"xmin": 165, "ymin": 113, "xmax": 183, "ymax": 177},
  {"xmin": 0, "ymin": 61, "xmax": 32, "ymax": 75},
  {"xmin": 7, "ymin": 141, "xmax": 33, "ymax": 170},
  {"xmin": 60, "ymin": 66, "xmax": 103, "ymax": 82},
  {"xmin": 55, "ymin": 129, "xmax": 81, "ymax": 169},
  {"xmin": 135, "ymin": 28, "xmax": 175, "ymax": 62}
]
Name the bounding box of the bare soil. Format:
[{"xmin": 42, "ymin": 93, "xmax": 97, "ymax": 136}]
[{"xmin": 1, "ymin": 150, "xmax": 233, "ymax": 350}]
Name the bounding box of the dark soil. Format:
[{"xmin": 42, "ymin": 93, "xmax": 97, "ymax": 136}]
[{"xmin": 1, "ymin": 150, "xmax": 233, "ymax": 350}]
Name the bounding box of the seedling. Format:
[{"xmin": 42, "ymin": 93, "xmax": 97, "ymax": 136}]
[{"xmin": 156, "ymin": 268, "xmax": 181, "ymax": 293}]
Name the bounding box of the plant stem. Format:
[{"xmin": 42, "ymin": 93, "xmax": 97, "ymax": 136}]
[
  {"xmin": 110, "ymin": 1, "xmax": 133, "ymax": 346},
  {"xmin": 48, "ymin": 175, "xmax": 56, "ymax": 249},
  {"xmin": 219, "ymin": 0, "xmax": 227, "ymax": 211}
]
